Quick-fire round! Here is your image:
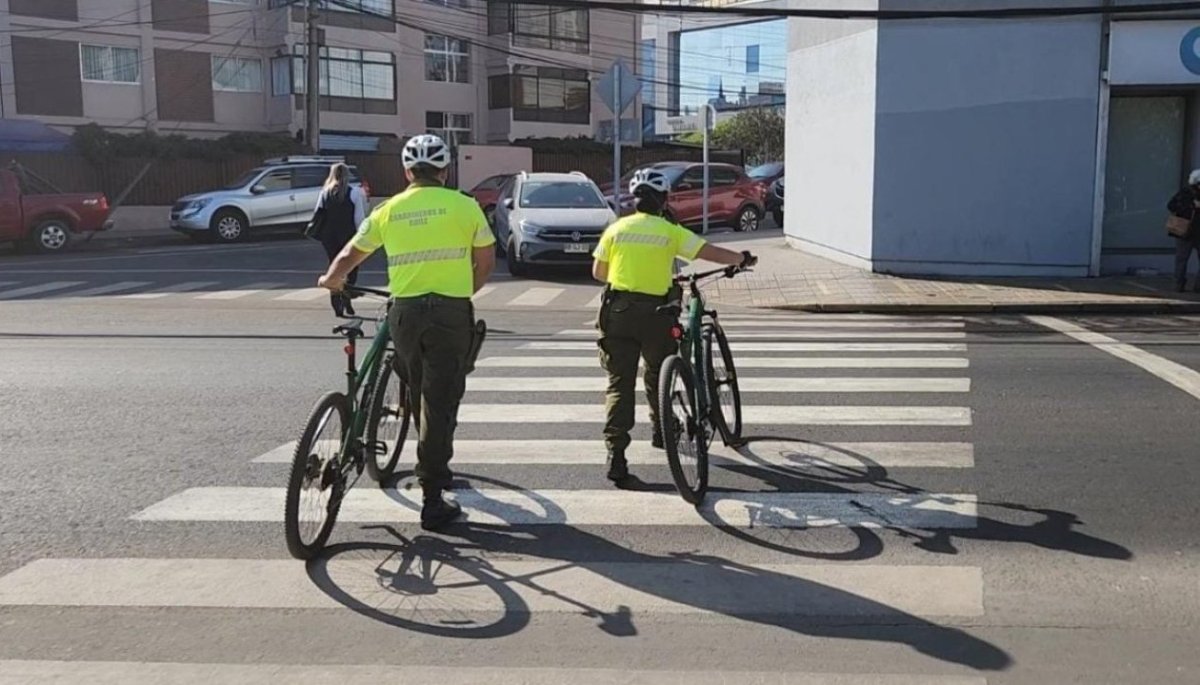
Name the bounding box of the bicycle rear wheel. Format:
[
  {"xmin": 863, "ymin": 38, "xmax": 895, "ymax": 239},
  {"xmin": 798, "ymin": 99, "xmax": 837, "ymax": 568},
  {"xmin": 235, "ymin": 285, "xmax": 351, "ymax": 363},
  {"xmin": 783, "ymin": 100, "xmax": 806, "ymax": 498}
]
[
  {"xmin": 657, "ymin": 355, "xmax": 709, "ymax": 504},
  {"xmin": 365, "ymin": 355, "xmax": 412, "ymax": 485},
  {"xmin": 703, "ymin": 322, "xmax": 743, "ymax": 444},
  {"xmin": 285, "ymin": 391, "xmax": 350, "ymax": 560}
]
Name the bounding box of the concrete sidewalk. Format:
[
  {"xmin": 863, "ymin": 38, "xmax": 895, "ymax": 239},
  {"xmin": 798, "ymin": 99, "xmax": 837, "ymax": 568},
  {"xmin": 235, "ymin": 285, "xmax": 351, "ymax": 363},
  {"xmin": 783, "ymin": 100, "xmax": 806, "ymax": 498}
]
[{"xmin": 703, "ymin": 234, "xmax": 1200, "ymax": 313}]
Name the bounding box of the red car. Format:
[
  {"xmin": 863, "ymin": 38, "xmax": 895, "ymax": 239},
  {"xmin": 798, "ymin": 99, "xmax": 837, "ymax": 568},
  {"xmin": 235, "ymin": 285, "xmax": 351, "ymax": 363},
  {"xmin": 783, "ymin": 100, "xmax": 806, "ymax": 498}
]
[
  {"xmin": 604, "ymin": 162, "xmax": 766, "ymax": 232},
  {"xmin": 468, "ymin": 173, "xmax": 514, "ymax": 222},
  {"xmin": 0, "ymin": 169, "xmax": 113, "ymax": 253}
]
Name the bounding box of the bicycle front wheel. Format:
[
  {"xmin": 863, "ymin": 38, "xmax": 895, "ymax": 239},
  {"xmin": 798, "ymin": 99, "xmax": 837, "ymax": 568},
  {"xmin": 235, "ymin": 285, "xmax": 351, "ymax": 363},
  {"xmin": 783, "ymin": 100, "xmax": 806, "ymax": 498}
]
[
  {"xmin": 285, "ymin": 391, "xmax": 350, "ymax": 560},
  {"xmin": 703, "ymin": 322, "xmax": 743, "ymax": 444},
  {"xmin": 365, "ymin": 355, "xmax": 412, "ymax": 485},
  {"xmin": 658, "ymin": 355, "xmax": 709, "ymax": 504}
]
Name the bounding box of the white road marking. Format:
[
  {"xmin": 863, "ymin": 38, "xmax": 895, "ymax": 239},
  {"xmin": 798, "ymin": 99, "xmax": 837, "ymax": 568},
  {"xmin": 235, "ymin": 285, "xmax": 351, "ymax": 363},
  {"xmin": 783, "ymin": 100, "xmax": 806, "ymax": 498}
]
[
  {"xmin": 195, "ymin": 282, "xmax": 287, "ymax": 300},
  {"xmin": 50, "ymin": 281, "xmax": 152, "ymax": 298},
  {"xmin": 477, "ymin": 356, "xmax": 970, "ymax": 369},
  {"xmin": 130, "ymin": 488, "xmax": 978, "ymax": 529},
  {"xmin": 465, "ymin": 377, "xmax": 969, "ymax": 393},
  {"xmin": 0, "ymin": 661, "xmax": 988, "ymax": 685},
  {"xmin": 456, "ymin": 404, "xmax": 971, "ymax": 425},
  {"xmin": 716, "ymin": 319, "xmax": 965, "ymax": 329},
  {"xmin": 472, "ymin": 285, "xmax": 497, "ymax": 301},
  {"xmin": 507, "ymin": 287, "xmax": 565, "ymax": 306},
  {"xmin": 1028, "ymin": 315, "xmax": 1200, "ymax": 401},
  {"xmin": 0, "ymin": 558, "xmax": 982, "ymax": 617},
  {"xmin": 119, "ymin": 281, "xmax": 221, "ymax": 299},
  {"xmin": 273, "ymin": 288, "xmax": 329, "ymax": 302},
  {"xmin": 553, "ymin": 329, "xmax": 967, "ymax": 340},
  {"xmin": 0, "ymin": 281, "xmax": 86, "ymax": 300},
  {"xmin": 586, "ymin": 290, "xmax": 605, "ymax": 308},
  {"xmin": 253, "ymin": 439, "xmax": 974, "ymax": 468},
  {"xmin": 523, "ymin": 342, "xmax": 968, "ymax": 352}
]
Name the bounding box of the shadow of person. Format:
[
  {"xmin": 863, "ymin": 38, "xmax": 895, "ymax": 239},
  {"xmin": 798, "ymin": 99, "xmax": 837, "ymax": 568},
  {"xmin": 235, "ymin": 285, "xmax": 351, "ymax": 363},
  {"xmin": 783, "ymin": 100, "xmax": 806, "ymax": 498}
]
[{"xmin": 318, "ymin": 473, "xmax": 1014, "ymax": 672}]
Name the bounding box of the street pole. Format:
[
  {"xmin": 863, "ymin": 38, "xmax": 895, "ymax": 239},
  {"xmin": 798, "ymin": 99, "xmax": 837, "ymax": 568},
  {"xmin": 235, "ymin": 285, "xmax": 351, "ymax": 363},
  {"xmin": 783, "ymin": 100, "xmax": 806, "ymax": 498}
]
[
  {"xmin": 612, "ymin": 67, "xmax": 621, "ymax": 213},
  {"xmin": 305, "ymin": 0, "xmax": 321, "ymax": 154},
  {"xmin": 701, "ymin": 103, "xmax": 715, "ymax": 235}
]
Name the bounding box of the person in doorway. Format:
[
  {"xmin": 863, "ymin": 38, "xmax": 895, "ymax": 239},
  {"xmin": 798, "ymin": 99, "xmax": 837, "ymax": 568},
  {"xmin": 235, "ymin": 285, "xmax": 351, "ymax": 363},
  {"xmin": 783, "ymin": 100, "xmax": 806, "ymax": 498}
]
[
  {"xmin": 591, "ymin": 168, "xmax": 755, "ymax": 486},
  {"xmin": 313, "ymin": 163, "xmax": 369, "ymax": 316},
  {"xmin": 319, "ymin": 134, "xmax": 495, "ymax": 530},
  {"xmin": 1167, "ymin": 169, "xmax": 1200, "ymax": 293}
]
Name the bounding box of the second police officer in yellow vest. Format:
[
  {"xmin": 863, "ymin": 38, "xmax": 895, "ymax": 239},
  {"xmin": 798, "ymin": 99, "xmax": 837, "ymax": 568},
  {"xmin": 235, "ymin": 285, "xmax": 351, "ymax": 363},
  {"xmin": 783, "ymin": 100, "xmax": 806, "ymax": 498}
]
[
  {"xmin": 592, "ymin": 168, "xmax": 756, "ymax": 485},
  {"xmin": 319, "ymin": 134, "xmax": 495, "ymax": 531}
]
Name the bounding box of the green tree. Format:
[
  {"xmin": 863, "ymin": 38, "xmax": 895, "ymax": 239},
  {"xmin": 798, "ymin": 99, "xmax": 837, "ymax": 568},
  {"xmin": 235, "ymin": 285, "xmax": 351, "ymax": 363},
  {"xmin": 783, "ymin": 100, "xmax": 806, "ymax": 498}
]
[{"xmin": 677, "ymin": 107, "xmax": 784, "ymax": 165}]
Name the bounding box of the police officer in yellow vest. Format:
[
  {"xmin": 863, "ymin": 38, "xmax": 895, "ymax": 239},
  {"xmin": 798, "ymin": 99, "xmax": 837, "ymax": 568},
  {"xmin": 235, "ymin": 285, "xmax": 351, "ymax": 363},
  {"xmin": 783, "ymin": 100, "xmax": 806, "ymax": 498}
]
[
  {"xmin": 592, "ymin": 168, "xmax": 755, "ymax": 484},
  {"xmin": 320, "ymin": 134, "xmax": 495, "ymax": 530}
]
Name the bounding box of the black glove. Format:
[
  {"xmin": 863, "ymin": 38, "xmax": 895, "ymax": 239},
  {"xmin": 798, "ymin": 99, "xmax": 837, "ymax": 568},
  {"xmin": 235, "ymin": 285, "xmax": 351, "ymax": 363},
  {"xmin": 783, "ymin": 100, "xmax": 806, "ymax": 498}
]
[{"xmin": 739, "ymin": 251, "xmax": 758, "ymax": 269}]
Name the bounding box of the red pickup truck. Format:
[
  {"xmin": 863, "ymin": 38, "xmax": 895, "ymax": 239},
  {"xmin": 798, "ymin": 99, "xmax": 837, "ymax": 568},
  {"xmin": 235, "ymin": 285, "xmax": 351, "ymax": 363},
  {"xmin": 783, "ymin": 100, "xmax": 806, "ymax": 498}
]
[{"xmin": 0, "ymin": 169, "xmax": 113, "ymax": 253}]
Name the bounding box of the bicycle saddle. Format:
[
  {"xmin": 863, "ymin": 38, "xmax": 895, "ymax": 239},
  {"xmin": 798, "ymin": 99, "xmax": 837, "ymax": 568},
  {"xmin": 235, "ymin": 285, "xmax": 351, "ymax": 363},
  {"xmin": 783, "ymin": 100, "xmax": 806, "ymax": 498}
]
[{"xmin": 332, "ymin": 318, "xmax": 365, "ymax": 338}]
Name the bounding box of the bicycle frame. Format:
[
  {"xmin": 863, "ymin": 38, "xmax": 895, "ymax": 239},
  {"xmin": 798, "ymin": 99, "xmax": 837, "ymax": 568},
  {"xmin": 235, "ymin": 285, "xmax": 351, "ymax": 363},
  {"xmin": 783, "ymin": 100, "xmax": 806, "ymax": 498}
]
[
  {"xmin": 671, "ymin": 265, "xmax": 730, "ymax": 426},
  {"xmin": 335, "ymin": 286, "xmax": 394, "ymax": 474}
]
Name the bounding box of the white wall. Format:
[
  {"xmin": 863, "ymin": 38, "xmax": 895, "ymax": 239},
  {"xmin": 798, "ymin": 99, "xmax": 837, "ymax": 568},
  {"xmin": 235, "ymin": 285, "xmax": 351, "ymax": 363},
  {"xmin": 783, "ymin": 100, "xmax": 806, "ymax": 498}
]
[{"xmin": 784, "ymin": 7, "xmax": 878, "ymax": 268}]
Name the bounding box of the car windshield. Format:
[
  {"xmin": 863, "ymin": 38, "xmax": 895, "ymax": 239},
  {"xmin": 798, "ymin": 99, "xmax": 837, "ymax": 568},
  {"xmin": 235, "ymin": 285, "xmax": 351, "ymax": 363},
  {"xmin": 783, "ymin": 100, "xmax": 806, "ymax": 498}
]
[
  {"xmin": 520, "ymin": 181, "xmax": 607, "ymax": 209},
  {"xmin": 747, "ymin": 162, "xmax": 783, "ymax": 179},
  {"xmin": 223, "ymin": 168, "xmax": 266, "ymax": 190}
]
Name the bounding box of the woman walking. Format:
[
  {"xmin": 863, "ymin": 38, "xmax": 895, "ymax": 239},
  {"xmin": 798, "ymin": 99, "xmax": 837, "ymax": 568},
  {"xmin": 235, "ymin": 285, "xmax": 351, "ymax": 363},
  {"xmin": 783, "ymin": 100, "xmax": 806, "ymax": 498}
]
[
  {"xmin": 1167, "ymin": 169, "xmax": 1200, "ymax": 293},
  {"xmin": 312, "ymin": 163, "xmax": 368, "ymax": 316}
]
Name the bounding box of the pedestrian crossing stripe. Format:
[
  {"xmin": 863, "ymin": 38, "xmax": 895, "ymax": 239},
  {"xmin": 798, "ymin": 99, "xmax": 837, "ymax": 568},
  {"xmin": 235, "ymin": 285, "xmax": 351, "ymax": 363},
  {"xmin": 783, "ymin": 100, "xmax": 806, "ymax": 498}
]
[
  {"xmin": 508, "ymin": 287, "xmax": 566, "ymax": 306},
  {"xmin": 0, "ymin": 661, "xmax": 990, "ymax": 685},
  {"xmin": 131, "ymin": 487, "xmax": 979, "ymax": 529},
  {"xmin": 251, "ymin": 440, "xmax": 975, "ymax": 467},
  {"xmin": 553, "ymin": 329, "xmax": 968, "ymax": 340},
  {"xmin": 476, "ymin": 356, "xmax": 971, "ymax": 369},
  {"xmin": 195, "ymin": 282, "xmax": 287, "ymax": 300},
  {"xmin": 50, "ymin": 281, "xmax": 152, "ymax": 298},
  {"xmin": 119, "ymin": 281, "xmax": 221, "ymax": 298},
  {"xmin": 453, "ymin": 404, "xmax": 972, "ymax": 425},
  {"xmin": 463, "ymin": 377, "xmax": 971, "ymax": 393},
  {"xmin": 0, "ymin": 559, "xmax": 984, "ymax": 618},
  {"xmin": 523, "ymin": 342, "xmax": 969, "ymax": 353},
  {"xmin": 0, "ymin": 281, "xmax": 86, "ymax": 299}
]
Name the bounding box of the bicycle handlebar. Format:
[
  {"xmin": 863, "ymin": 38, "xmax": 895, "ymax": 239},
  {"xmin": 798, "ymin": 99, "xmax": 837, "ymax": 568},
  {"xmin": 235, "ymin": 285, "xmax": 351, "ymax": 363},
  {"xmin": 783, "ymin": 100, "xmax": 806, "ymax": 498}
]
[
  {"xmin": 343, "ymin": 285, "xmax": 391, "ymax": 298},
  {"xmin": 673, "ymin": 263, "xmax": 753, "ymax": 284}
]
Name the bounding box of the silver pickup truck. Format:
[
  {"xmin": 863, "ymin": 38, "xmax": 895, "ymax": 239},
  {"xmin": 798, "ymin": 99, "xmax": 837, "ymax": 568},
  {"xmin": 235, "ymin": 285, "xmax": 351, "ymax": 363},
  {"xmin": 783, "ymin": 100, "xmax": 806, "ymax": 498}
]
[{"xmin": 169, "ymin": 156, "xmax": 367, "ymax": 243}]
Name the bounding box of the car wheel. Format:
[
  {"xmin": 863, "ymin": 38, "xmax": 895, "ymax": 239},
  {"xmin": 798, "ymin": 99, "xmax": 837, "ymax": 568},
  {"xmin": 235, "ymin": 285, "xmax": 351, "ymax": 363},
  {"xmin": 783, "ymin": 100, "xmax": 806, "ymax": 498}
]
[
  {"xmin": 210, "ymin": 209, "xmax": 247, "ymax": 243},
  {"xmin": 28, "ymin": 219, "xmax": 71, "ymax": 253},
  {"xmin": 507, "ymin": 239, "xmax": 528, "ymax": 277},
  {"xmin": 772, "ymin": 209, "xmax": 783, "ymax": 227},
  {"xmin": 733, "ymin": 206, "xmax": 761, "ymax": 233}
]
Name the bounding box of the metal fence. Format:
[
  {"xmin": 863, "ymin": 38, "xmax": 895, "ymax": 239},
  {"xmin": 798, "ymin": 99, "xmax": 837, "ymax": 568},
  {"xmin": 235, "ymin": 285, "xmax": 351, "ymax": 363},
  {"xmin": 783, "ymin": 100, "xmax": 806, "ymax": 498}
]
[{"xmin": 3, "ymin": 146, "xmax": 743, "ymax": 205}]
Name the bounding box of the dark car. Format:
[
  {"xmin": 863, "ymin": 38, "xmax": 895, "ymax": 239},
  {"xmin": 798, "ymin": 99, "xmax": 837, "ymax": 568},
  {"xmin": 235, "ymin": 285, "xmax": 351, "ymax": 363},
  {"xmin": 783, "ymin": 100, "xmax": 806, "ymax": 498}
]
[
  {"xmin": 468, "ymin": 174, "xmax": 513, "ymax": 223},
  {"xmin": 604, "ymin": 162, "xmax": 766, "ymax": 233},
  {"xmin": 747, "ymin": 162, "xmax": 784, "ymax": 227}
]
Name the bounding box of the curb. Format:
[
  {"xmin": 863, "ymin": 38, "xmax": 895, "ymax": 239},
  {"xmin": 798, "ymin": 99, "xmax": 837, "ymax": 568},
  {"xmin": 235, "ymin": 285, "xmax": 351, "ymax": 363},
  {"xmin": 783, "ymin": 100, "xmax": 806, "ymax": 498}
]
[{"xmin": 764, "ymin": 301, "xmax": 1200, "ymax": 315}]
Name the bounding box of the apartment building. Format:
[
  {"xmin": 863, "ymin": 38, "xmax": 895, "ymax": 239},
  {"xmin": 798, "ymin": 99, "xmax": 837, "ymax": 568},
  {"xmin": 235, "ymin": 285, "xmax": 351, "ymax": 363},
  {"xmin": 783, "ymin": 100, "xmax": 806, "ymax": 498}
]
[{"xmin": 0, "ymin": 0, "xmax": 640, "ymax": 149}]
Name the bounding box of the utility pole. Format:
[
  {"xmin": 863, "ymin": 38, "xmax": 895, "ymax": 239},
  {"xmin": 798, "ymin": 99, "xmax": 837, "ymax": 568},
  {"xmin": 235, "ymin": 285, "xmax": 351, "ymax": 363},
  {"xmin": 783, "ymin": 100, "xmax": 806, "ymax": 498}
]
[{"xmin": 304, "ymin": 0, "xmax": 321, "ymax": 154}]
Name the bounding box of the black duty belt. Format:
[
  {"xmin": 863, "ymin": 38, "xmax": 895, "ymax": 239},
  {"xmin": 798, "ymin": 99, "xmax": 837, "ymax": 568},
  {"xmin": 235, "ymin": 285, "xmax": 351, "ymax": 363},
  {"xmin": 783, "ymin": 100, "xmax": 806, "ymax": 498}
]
[{"xmin": 607, "ymin": 287, "xmax": 667, "ymax": 304}]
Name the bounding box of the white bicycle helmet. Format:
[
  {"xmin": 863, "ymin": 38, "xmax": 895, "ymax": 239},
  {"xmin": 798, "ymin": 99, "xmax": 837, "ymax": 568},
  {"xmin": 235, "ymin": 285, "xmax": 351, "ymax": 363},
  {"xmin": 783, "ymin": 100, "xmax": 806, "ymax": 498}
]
[
  {"xmin": 402, "ymin": 134, "xmax": 451, "ymax": 170},
  {"xmin": 1189, "ymin": 169, "xmax": 1200, "ymax": 186},
  {"xmin": 629, "ymin": 168, "xmax": 671, "ymax": 195}
]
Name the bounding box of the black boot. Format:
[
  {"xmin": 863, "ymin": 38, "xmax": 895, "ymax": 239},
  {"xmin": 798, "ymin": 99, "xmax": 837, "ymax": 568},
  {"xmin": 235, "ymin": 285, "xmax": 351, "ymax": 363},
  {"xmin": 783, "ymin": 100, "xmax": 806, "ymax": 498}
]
[
  {"xmin": 343, "ymin": 295, "xmax": 356, "ymax": 317},
  {"xmin": 606, "ymin": 447, "xmax": 629, "ymax": 483},
  {"xmin": 651, "ymin": 428, "xmax": 664, "ymax": 450},
  {"xmin": 420, "ymin": 488, "xmax": 462, "ymax": 531}
]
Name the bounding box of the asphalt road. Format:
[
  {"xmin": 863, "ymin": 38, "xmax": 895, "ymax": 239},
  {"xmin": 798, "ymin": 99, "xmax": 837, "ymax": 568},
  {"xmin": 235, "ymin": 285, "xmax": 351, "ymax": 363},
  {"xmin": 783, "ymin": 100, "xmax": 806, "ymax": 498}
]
[{"xmin": 1, "ymin": 241, "xmax": 1198, "ymax": 684}]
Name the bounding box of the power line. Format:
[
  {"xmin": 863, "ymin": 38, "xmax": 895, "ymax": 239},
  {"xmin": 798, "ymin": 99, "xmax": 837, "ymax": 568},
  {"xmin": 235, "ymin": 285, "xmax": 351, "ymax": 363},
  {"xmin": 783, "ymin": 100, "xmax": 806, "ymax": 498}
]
[
  {"xmin": 504, "ymin": 0, "xmax": 1200, "ymax": 21},
  {"xmin": 0, "ymin": 5, "xmax": 263, "ymax": 38}
]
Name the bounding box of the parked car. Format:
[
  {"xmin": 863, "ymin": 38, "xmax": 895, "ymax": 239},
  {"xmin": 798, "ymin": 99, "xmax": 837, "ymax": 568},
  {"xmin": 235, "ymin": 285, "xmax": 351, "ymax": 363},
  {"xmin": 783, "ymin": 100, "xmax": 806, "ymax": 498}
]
[
  {"xmin": 491, "ymin": 171, "xmax": 616, "ymax": 277},
  {"xmin": 605, "ymin": 162, "xmax": 766, "ymax": 233},
  {"xmin": 467, "ymin": 173, "xmax": 513, "ymax": 224},
  {"xmin": 0, "ymin": 168, "xmax": 113, "ymax": 253},
  {"xmin": 748, "ymin": 162, "xmax": 784, "ymax": 227},
  {"xmin": 770, "ymin": 176, "xmax": 784, "ymax": 227},
  {"xmin": 169, "ymin": 156, "xmax": 369, "ymax": 243}
]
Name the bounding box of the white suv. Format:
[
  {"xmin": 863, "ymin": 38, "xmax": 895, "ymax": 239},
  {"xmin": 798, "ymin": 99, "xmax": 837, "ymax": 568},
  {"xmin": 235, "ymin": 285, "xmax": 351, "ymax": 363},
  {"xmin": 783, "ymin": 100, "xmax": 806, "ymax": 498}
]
[{"xmin": 169, "ymin": 156, "xmax": 369, "ymax": 243}]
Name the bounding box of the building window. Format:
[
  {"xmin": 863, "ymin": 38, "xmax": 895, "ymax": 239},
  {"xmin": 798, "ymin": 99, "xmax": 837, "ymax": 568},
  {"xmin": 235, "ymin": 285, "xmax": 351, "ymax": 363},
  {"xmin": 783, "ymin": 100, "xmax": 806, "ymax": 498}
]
[
  {"xmin": 212, "ymin": 56, "xmax": 263, "ymax": 92},
  {"xmin": 512, "ymin": 5, "xmax": 588, "ymax": 54},
  {"xmin": 424, "ymin": 34, "xmax": 469, "ymax": 84},
  {"xmin": 426, "ymin": 0, "xmax": 466, "ymax": 7},
  {"xmin": 290, "ymin": 46, "xmax": 395, "ymax": 100},
  {"xmin": 640, "ymin": 38, "xmax": 656, "ymax": 102},
  {"xmin": 80, "ymin": 45, "xmax": 140, "ymax": 84},
  {"xmin": 269, "ymin": 0, "xmax": 390, "ymax": 14},
  {"xmin": 426, "ymin": 111, "xmax": 472, "ymax": 145},
  {"xmin": 271, "ymin": 56, "xmax": 291, "ymax": 96},
  {"xmin": 212, "ymin": 0, "xmax": 256, "ymax": 5},
  {"xmin": 512, "ymin": 65, "xmax": 589, "ymax": 124},
  {"xmin": 746, "ymin": 44, "xmax": 759, "ymax": 74},
  {"xmin": 487, "ymin": 0, "xmax": 510, "ymax": 34},
  {"xmin": 488, "ymin": 74, "xmax": 512, "ymax": 109}
]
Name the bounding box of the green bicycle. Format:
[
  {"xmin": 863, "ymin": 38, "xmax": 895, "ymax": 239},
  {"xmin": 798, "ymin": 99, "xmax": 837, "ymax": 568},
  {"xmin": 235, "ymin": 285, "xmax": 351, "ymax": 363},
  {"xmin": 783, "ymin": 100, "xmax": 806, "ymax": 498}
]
[
  {"xmin": 656, "ymin": 265, "xmax": 750, "ymax": 505},
  {"xmin": 284, "ymin": 285, "xmax": 414, "ymax": 560}
]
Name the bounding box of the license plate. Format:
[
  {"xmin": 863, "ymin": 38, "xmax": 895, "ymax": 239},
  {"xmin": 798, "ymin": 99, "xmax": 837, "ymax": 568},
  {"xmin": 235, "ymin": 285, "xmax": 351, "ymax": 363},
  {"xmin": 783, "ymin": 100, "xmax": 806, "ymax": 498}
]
[{"xmin": 564, "ymin": 243, "xmax": 590, "ymax": 254}]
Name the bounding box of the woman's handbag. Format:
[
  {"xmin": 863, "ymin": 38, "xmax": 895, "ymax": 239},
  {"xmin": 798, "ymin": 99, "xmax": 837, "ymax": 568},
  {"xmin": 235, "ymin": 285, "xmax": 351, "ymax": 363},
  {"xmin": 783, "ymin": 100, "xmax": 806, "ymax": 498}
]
[
  {"xmin": 303, "ymin": 205, "xmax": 327, "ymax": 240},
  {"xmin": 1166, "ymin": 214, "xmax": 1191, "ymax": 239}
]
